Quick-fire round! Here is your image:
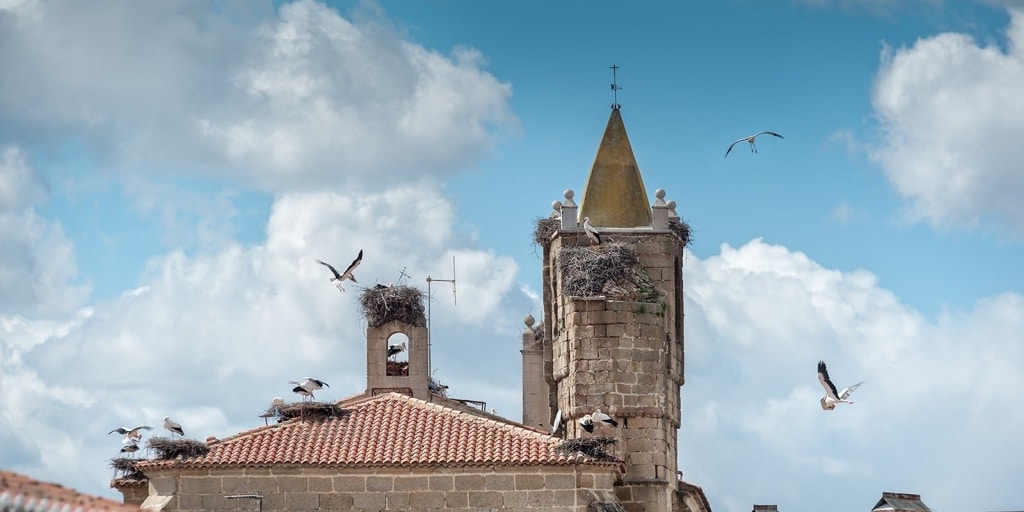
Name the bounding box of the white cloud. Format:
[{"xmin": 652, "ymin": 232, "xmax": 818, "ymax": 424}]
[
  {"xmin": 680, "ymin": 239, "xmax": 1024, "ymax": 512},
  {"xmin": 0, "ymin": 146, "xmax": 87, "ymax": 316},
  {"xmin": 0, "ymin": 0, "xmax": 516, "ymax": 192},
  {"xmin": 870, "ymin": 9, "xmax": 1024, "ymax": 236}
]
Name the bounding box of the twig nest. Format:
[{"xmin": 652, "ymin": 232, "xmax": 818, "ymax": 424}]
[
  {"xmin": 358, "ymin": 285, "xmax": 426, "ymax": 328},
  {"xmin": 558, "ymin": 242, "xmax": 660, "ymax": 301}
]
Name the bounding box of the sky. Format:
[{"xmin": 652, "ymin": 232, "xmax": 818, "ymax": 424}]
[{"xmin": 1, "ymin": 1, "xmax": 1023, "ymax": 511}]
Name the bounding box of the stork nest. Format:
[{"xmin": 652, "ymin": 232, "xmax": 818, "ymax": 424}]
[
  {"xmin": 532, "ymin": 321, "xmax": 545, "ymax": 343},
  {"xmin": 428, "ymin": 375, "xmax": 449, "ymax": 397},
  {"xmin": 668, "ymin": 218, "xmax": 694, "ymax": 246},
  {"xmin": 146, "ymin": 437, "xmax": 211, "ymax": 460},
  {"xmin": 533, "ymin": 217, "xmax": 561, "ymax": 248},
  {"xmin": 387, "ymin": 360, "xmax": 409, "ymax": 376},
  {"xmin": 558, "ymin": 242, "xmax": 660, "ymax": 301},
  {"xmin": 556, "ymin": 437, "xmax": 619, "ymax": 461},
  {"xmin": 359, "ymin": 285, "xmax": 426, "ymax": 328},
  {"xmin": 592, "ymin": 502, "xmax": 627, "ymax": 512},
  {"xmin": 110, "ymin": 457, "xmax": 146, "ymax": 480},
  {"xmin": 264, "ymin": 401, "xmax": 349, "ymax": 422}
]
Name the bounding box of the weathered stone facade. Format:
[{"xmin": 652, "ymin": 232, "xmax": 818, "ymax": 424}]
[{"xmin": 140, "ymin": 465, "xmax": 620, "ymax": 512}]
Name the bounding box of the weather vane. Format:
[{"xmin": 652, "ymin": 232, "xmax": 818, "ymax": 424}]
[{"xmin": 610, "ymin": 64, "xmax": 622, "ymax": 110}]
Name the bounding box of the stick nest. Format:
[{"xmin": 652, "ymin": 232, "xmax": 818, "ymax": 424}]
[
  {"xmin": 146, "ymin": 437, "xmax": 211, "ymax": 460},
  {"xmin": 358, "ymin": 285, "xmax": 426, "ymax": 328},
  {"xmin": 110, "ymin": 457, "xmax": 146, "ymax": 480},
  {"xmin": 558, "ymin": 242, "xmax": 661, "ymax": 301},
  {"xmin": 592, "ymin": 503, "xmax": 627, "ymax": 512},
  {"xmin": 387, "ymin": 360, "xmax": 409, "ymax": 376},
  {"xmin": 556, "ymin": 436, "xmax": 619, "ymax": 461},
  {"xmin": 263, "ymin": 401, "xmax": 349, "ymax": 422},
  {"xmin": 668, "ymin": 218, "xmax": 694, "ymax": 247},
  {"xmin": 533, "ymin": 217, "xmax": 561, "ymax": 248}
]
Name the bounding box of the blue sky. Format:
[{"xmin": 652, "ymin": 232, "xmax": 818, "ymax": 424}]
[{"xmin": 2, "ymin": 1, "xmax": 1023, "ymax": 512}]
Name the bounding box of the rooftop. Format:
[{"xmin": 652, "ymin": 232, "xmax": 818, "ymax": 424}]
[
  {"xmin": 140, "ymin": 392, "xmax": 620, "ymax": 470},
  {"xmin": 0, "ymin": 469, "xmax": 139, "ymax": 512}
]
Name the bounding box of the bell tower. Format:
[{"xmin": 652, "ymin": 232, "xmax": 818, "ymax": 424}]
[
  {"xmin": 536, "ymin": 105, "xmax": 690, "ymax": 512},
  {"xmin": 362, "ymin": 286, "xmax": 430, "ymax": 400}
]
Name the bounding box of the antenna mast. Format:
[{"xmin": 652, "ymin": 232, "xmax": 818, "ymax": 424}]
[{"xmin": 425, "ymin": 256, "xmax": 456, "ymax": 376}]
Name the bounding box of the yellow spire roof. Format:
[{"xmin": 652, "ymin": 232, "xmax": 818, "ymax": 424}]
[{"xmin": 577, "ymin": 108, "xmax": 652, "ymax": 228}]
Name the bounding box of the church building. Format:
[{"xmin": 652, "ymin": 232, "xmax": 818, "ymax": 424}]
[{"xmin": 113, "ymin": 102, "xmax": 709, "ymax": 512}]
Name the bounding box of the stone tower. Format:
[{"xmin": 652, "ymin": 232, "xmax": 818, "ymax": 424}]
[
  {"xmin": 364, "ymin": 287, "xmax": 431, "ymax": 400},
  {"xmin": 532, "ymin": 106, "xmax": 689, "ymax": 512}
]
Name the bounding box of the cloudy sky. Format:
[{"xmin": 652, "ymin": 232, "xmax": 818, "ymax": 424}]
[{"xmin": 2, "ymin": 1, "xmax": 1023, "ymax": 511}]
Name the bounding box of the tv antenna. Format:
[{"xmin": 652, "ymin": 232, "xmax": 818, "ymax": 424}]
[
  {"xmin": 425, "ymin": 256, "xmax": 456, "ymax": 376},
  {"xmin": 397, "ymin": 266, "xmax": 410, "ymax": 286}
]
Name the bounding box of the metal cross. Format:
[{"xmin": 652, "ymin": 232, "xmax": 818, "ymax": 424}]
[{"xmin": 610, "ymin": 64, "xmax": 622, "ymax": 110}]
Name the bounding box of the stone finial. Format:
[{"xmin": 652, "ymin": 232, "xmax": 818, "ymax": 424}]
[
  {"xmin": 560, "ymin": 189, "xmax": 579, "ymax": 229},
  {"xmin": 653, "ymin": 188, "xmax": 667, "ymax": 206},
  {"xmin": 524, "ymin": 314, "xmax": 536, "ymax": 331},
  {"xmin": 652, "ymin": 188, "xmax": 669, "ymax": 229},
  {"xmin": 562, "ymin": 189, "xmax": 576, "ymax": 207},
  {"xmin": 550, "ymin": 200, "xmax": 562, "ymax": 219},
  {"xmin": 667, "ymin": 199, "xmax": 680, "ymax": 219}
]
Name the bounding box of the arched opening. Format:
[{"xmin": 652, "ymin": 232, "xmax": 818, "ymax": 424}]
[{"xmin": 386, "ymin": 332, "xmax": 409, "ymax": 376}]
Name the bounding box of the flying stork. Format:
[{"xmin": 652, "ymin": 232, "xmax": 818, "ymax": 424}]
[
  {"xmin": 316, "ymin": 249, "xmax": 363, "ymax": 292},
  {"xmin": 108, "ymin": 425, "xmax": 153, "ymax": 444},
  {"xmin": 725, "ymin": 131, "xmax": 784, "ymax": 158},
  {"xmin": 817, "ymin": 360, "xmax": 864, "ymax": 411}
]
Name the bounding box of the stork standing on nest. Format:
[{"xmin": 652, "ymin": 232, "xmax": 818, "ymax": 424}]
[
  {"xmin": 580, "ymin": 414, "xmax": 595, "ymax": 434},
  {"xmin": 388, "ymin": 341, "xmax": 407, "ymax": 360},
  {"xmin": 163, "ymin": 417, "xmax": 184, "ymax": 437},
  {"xmin": 593, "ymin": 408, "xmax": 618, "ymax": 429},
  {"xmin": 581, "ymin": 216, "xmax": 602, "ymax": 245},
  {"xmin": 316, "ymin": 249, "xmax": 363, "ymax": 292},
  {"xmin": 120, "ymin": 442, "xmax": 140, "ymax": 457},
  {"xmin": 290, "ymin": 377, "xmax": 329, "ymax": 401},
  {"xmin": 725, "ymin": 131, "xmax": 784, "ymax": 158}
]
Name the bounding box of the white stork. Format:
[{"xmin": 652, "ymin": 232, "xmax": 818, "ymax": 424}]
[
  {"xmin": 817, "ymin": 360, "xmax": 864, "ymax": 411},
  {"xmin": 316, "ymin": 249, "xmax": 363, "ymax": 292},
  {"xmin": 387, "ymin": 342, "xmax": 407, "ymax": 360},
  {"xmin": 163, "ymin": 416, "xmax": 185, "ymax": 437},
  {"xmin": 593, "ymin": 408, "xmax": 618, "ymax": 428},
  {"xmin": 581, "ymin": 216, "xmax": 602, "ymax": 245},
  {"xmin": 108, "ymin": 425, "xmax": 153, "ymax": 443},
  {"xmin": 120, "ymin": 442, "xmax": 140, "ymax": 456},
  {"xmin": 580, "ymin": 414, "xmax": 595, "ymax": 434},
  {"xmin": 289, "ymin": 377, "xmax": 329, "ymax": 400},
  {"xmin": 724, "ymin": 131, "xmax": 784, "ymax": 158}
]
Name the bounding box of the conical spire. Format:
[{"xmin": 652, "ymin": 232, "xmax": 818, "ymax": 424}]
[{"xmin": 577, "ymin": 108, "xmax": 652, "ymax": 228}]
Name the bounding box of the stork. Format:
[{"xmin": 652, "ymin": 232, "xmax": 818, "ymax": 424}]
[
  {"xmin": 581, "ymin": 216, "xmax": 601, "ymax": 245},
  {"xmin": 163, "ymin": 416, "xmax": 184, "ymax": 437},
  {"xmin": 316, "ymin": 249, "xmax": 363, "ymax": 292},
  {"xmin": 108, "ymin": 425, "xmax": 153, "ymax": 444},
  {"xmin": 817, "ymin": 360, "xmax": 864, "ymax": 410},
  {"xmin": 725, "ymin": 131, "xmax": 784, "ymax": 158}
]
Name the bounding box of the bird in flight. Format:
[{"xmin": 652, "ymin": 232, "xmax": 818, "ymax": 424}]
[
  {"xmin": 317, "ymin": 249, "xmax": 363, "ymax": 292},
  {"xmin": 108, "ymin": 425, "xmax": 153, "ymax": 444},
  {"xmin": 581, "ymin": 216, "xmax": 602, "ymax": 245},
  {"xmin": 817, "ymin": 360, "xmax": 864, "ymax": 411},
  {"xmin": 725, "ymin": 131, "xmax": 784, "ymax": 158}
]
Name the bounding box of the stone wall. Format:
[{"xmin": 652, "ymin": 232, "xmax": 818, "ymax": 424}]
[{"xmin": 144, "ymin": 465, "xmax": 621, "ymax": 512}]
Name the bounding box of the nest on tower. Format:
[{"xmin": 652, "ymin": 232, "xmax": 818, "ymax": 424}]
[
  {"xmin": 591, "ymin": 502, "xmax": 628, "ymax": 512},
  {"xmin": 358, "ymin": 285, "xmax": 426, "ymax": 328},
  {"xmin": 147, "ymin": 436, "xmax": 211, "ymax": 460},
  {"xmin": 668, "ymin": 218, "xmax": 694, "ymax": 247},
  {"xmin": 532, "ymin": 216, "xmax": 561, "ymax": 248},
  {"xmin": 558, "ymin": 242, "xmax": 660, "ymax": 302},
  {"xmin": 110, "ymin": 457, "xmax": 146, "ymax": 481},
  {"xmin": 263, "ymin": 401, "xmax": 349, "ymax": 422},
  {"xmin": 556, "ymin": 436, "xmax": 619, "ymax": 461}
]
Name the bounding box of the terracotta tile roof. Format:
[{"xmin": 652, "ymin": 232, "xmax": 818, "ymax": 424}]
[
  {"xmin": 0, "ymin": 469, "xmax": 139, "ymax": 512},
  {"xmin": 140, "ymin": 392, "xmax": 617, "ymax": 469}
]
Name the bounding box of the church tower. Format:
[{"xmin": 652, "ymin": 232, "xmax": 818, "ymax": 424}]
[{"xmin": 531, "ymin": 104, "xmax": 690, "ymax": 512}]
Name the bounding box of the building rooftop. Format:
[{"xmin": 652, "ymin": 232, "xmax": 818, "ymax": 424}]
[
  {"xmin": 139, "ymin": 392, "xmax": 620, "ymax": 470},
  {"xmin": 0, "ymin": 469, "xmax": 139, "ymax": 512},
  {"xmin": 872, "ymin": 492, "xmax": 932, "ymax": 512}
]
